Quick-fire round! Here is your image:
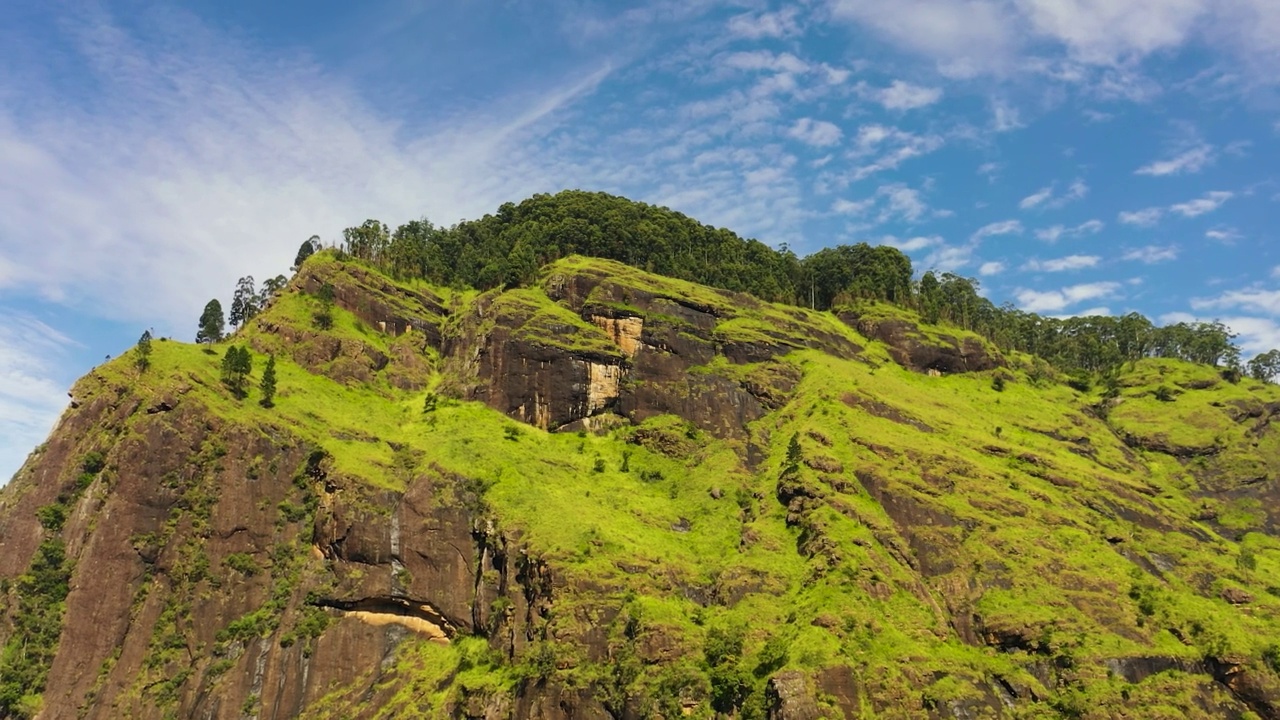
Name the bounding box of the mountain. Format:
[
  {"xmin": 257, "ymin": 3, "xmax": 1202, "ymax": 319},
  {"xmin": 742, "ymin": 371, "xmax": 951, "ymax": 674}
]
[{"xmin": 1, "ymin": 225, "xmax": 1279, "ymax": 719}]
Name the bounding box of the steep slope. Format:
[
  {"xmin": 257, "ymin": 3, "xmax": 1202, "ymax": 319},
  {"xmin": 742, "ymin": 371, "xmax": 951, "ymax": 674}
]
[{"xmin": 0, "ymin": 254, "xmax": 1278, "ymax": 720}]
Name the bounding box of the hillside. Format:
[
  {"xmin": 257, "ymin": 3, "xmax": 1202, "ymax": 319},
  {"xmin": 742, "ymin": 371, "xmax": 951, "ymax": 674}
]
[{"xmin": 1, "ymin": 250, "xmax": 1279, "ymax": 720}]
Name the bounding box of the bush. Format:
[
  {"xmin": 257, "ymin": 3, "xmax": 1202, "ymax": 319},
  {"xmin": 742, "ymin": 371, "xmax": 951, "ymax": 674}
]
[
  {"xmin": 81, "ymin": 452, "xmax": 106, "ymax": 475},
  {"xmin": 36, "ymin": 504, "xmax": 67, "ymax": 532},
  {"xmin": 991, "ymin": 375, "xmax": 1006, "ymax": 392},
  {"xmin": 1153, "ymin": 385, "xmax": 1176, "ymax": 402}
]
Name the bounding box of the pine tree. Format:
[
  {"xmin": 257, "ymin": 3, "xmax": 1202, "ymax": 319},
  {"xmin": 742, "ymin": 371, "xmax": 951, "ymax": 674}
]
[
  {"xmin": 134, "ymin": 330, "xmax": 153, "ymax": 372},
  {"xmin": 220, "ymin": 346, "xmax": 253, "ymax": 398},
  {"xmin": 259, "ymin": 355, "xmax": 277, "ymax": 408},
  {"xmin": 785, "ymin": 433, "xmax": 803, "ymax": 471},
  {"xmin": 197, "ymin": 300, "xmax": 225, "ymax": 344}
]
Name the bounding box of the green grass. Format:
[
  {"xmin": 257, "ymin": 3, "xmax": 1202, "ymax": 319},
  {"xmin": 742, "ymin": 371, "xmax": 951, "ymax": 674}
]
[{"xmin": 39, "ymin": 255, "xmax": 1280, "ymax": 717}]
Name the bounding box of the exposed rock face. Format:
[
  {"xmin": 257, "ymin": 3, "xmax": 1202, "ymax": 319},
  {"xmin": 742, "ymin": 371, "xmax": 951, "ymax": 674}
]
[
  {"xmin": 5, "ymin": 255, "xmax": 1280, "ymax": 720},
  {"xmin": 837, "ymin": 309, "xmax": 1003, "ymax": 374}
]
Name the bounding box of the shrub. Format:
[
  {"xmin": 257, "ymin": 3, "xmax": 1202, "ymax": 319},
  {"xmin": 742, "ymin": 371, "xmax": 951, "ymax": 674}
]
[
  {"xmin": 1153, "ymin": 385, "xmax": 1176, "ymax": 402},
  {"xmin": 991, "ymin": 375, "xmax": 1006, "ymax": 392}
]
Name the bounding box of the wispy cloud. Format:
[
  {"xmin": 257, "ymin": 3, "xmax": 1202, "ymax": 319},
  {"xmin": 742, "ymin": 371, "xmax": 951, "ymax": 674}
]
[
  {"xmin": 1122, "ymin": 245, "xmax": 1179, "ymax": 264},
  {"xmin": 880, "ymin": 235, "xmax": 943, "ymax": 252},
  {"xmin": 0, "ymin": 315, "xmax": 73, "ymax": 484},
  {"xmin": 979, "ymin": 261, "xmax": 1006, "ymax": 276},
  {"xmin": 1035, "ymin": 219, "xmax": 1104, "ymax": 242},
  {"xmin": 1020, "ymin": 186, "xmax": 1054, "ymax": 210},
  {"xmin": 1192, "ymin": 287, "xmax": 1280, "ymax": 315},
  {"xmin": 0, "ymin": 8, "xmax": 618, "ymax": 329},
  {"xmin": 787, "ymin": 117, "xmax": 843, "ymax": 146},
  {"xmin": 1135, "ymin": 144, "xmax": 1215, "ymax": 176},
  {"xmin": 1020, "ymin": 180, "xmax": 1089, "ymax": 210},
  {"xmin": 1169, "ymin": 190, "xmax": 1233, "ymax": 217},
  {"xmin": 869, "ymin": 80, "xmax": 943, "ymax": 110},
  {"xmin": 1016, "ymin": 282, "xmax": 1122, "ymax": 313},
  {"xmin": 971, "ymin": 219, "xmax": 1023, "ymax": 241},
  {"xmin": 1118, "ymin": 208, "xmax": 1163, "ymax": 226},
  {"xmin": 1023, "ymin": 254, "xmax": 1101, "ymax": 272},
  {"xmin": 727, "ymin": 7, "xmax": 802, "ymax": 39}
]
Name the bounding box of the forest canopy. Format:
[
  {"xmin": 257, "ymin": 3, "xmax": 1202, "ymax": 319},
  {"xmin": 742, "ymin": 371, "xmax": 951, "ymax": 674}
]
[{"xmin": 305, "ymin": 190, "xmax": 1255, "ymax": 376}]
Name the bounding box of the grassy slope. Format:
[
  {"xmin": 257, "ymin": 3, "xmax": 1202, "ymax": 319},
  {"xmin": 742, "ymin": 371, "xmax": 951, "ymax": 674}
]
[{"xmin": 68, "ymin": 255, "xmax": 1280, "ymax": 717}]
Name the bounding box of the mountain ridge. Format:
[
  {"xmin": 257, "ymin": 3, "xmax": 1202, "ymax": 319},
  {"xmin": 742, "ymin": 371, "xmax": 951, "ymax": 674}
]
[{"xmin": 0, "ymin": 240, "xmax": 1278, "ymax": 718}]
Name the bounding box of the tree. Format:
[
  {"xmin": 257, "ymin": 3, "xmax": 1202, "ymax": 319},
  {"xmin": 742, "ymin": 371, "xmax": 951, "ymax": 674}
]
[
  {"xmin": 259, "ymin": 275, "xmax": 288, "ymax": 306},
  {"xmin": 1248, "ymin": 350, "xmax": 1280, "ymax": 382},
  {"xmin": 313, "ymin": 282, "xmax": 335, "ymax": 330},
  {"xmin": 293, "ymin": 235, "xmax": 321, "ymax": 270},
  {"xmin": 197, "ymin": 299, "xmax": 225, "ymax": 344},
  {"xmin": 134, "ymin": 330, "xmax": 152, "ymax": 372},
  {"xmin": 229, "ymin": 276, "xmax": 258, "ymax": 330},
  {"xmin": 220, "ymin": 346, "xmax": 253, "ymax": 398},
  {"xmin": 259, "ymin": 355, "xmax": 277, "ymax": 407},
  {"xmin": 343, "ymin": 220, "xmax": 390, "ymax": 263}
]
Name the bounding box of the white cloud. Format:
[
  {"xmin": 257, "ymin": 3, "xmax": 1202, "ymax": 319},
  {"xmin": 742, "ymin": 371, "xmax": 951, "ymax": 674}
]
[
  {"xmin": 1020, "ymin": 186, "xmax": 1054, "ymax": 209},
  {"xmin": 1161, "ymin": 312, "xmax": 1280, "ymax": 356},
  {"xmin": 1075, "ymin": 307, "xmax": 1112, "ymax": 317},
  {"xmin": 977, "ymin": 162, "xmax": 1001, "ymax": 183},
  {"xmin": 828, "ymin": 0, "xmax": 1280, "ymax": 79},
  {"xmin": 1206, "ymin": 227, "xmax": 1241, "ymax": 243},
  {"xmin": 979, "ymin": 261, "xmax": 1007, "ymax": 276},
  {"xmin": 787, "ymin": 118, "xmax": 843, "ymax": 146},
  {"xmin": 1016, "ymin": 281, "xmax": 1122, "ymax": 313},
  {"xmin": 1272, "ymin": 265, "xmax": 1280, "ymax": 278},
  {"xmin": 971, "ymin": 219, "xmax": 1023, "ymax": 240},
  {"xmin": 0, "ymin": 315, "xmax": 73, "ymax": 484},
  {"xmin": 923, "ymin": 244, "xmax": 974, "ymax": 271},
  {"xmin": 876, "ymin": 183, "xmax": 930, "ymax": 223},
  {"xmin": 1118, "ymin": 208, "xmax": 1163, "ymax": 226},
  {"xmin": 992, "ymin": 100, "xmax": 1024, "ymax": 131},
  {"xmin": 829, "ymin": 0, "xmax": 1018, "ymax": 76},
  {"xmin": 1023, "ymin": 254, "xmax": 1101, "ymax": 272},
  {"xmin": 1036, "ymin": 219, "xmax": 1105, "ymax": 242},
  {"xmin": 1192, "ymin": 287, "xmax": 1280, "ymax": 315},
  {"xmin": 832, "ymin": 197, "xmax": 875, "ymax": 215},
  {"xmin": 881, "ymin": 235, "xmax": 944, "ymax": 251},
  {"xmin": 1135, "ymin": 143, "xmax": 1215, "ymax": 176},
  {"xmin": 1122, "ymin": 245, "xmax": 1179, "ymax": 263},
  {"xmin": 1169, "ymin": 190, "xmax": 1233, "ymax": 217},
  {"xmin": 727, "ymin": 7, "xmax": 802, "ymax": 39},
  {"xmin": 720, "ymin": 50, "xmax": 811, "ymax": 74},
  {"xmin": 1020, "ymin": 179, "xmax": 1088, "ymax": 211},
  {"xmin": 874, "ymin": 80, "xmax": 943, "ymax": 110},
  {"xmin": 833, "ymin": 124, "xmax": 945, "ymax": 182},
  {"xmin": 0, "ymin": 10, "xmax": 622, "ymax": 330}
]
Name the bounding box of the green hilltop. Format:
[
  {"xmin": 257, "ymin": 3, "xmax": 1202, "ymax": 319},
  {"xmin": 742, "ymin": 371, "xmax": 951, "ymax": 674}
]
[{"xmin": 0, "ymin": 192, "xmax": 1278, "ymax": 720}]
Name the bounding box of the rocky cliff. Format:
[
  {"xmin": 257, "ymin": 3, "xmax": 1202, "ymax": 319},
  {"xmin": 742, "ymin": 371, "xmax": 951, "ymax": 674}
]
[{"xmin": 1, "ymin": 253, "xmax": 1279, "ymax": 719}]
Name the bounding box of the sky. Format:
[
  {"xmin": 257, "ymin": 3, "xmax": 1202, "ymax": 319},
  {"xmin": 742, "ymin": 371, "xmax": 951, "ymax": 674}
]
[{"xmin": 2, "ymin": 0, "xmax": 1280, "ymax": 481}]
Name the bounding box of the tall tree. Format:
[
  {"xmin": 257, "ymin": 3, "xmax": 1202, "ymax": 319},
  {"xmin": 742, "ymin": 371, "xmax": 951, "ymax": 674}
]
[
  {"xmin": 343, "ymin": 220, "xmax": 390, "ymax": 263},
  {"xmin": 134, "ymin": 330, "xmax": 153, "ymax": 372},
  {"xmin": 259, "ymin": 355, "xmax": 277, "ymax": 407},
  {"xmin": 259, "ymin": 275, "xmax": 288, "ymax": 306},
  {"xmin": 229, "ymin": 276, "xmax": 258, "ymax": 330},
  {"xmin": 196, "ymin": 300, "xmax": 225, "ymax": 344},
  {"xmin": 1248, "ymin": 350, "xmax": 1280, "ymax": 382},
  {"xmin": 293, "ymin": 235, "xmax": 321, "ymax": 270}
]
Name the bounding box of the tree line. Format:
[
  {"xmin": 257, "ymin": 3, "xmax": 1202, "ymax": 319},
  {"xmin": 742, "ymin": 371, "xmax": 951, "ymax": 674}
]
[{"xmin": 198, "ymin": 190, "xmax": 1278, "ymax": 381}]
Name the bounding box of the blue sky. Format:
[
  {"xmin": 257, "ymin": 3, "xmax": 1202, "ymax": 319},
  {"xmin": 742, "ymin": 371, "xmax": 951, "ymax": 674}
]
[{"xmin": 2, "ymin": 0, "xmax": 1280, "ymax": 481}]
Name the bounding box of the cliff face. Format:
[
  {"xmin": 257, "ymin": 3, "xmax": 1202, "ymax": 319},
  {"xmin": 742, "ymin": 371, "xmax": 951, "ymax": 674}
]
[{"xmin": 2, "ymin": 254, "xmax": 1280, "ymax": 720}]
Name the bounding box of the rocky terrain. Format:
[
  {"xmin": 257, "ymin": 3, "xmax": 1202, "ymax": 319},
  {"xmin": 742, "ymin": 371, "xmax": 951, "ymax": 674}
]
[{"xmin": 1, "ymin": 251, "xmax": 1279, "ymax": 719}]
